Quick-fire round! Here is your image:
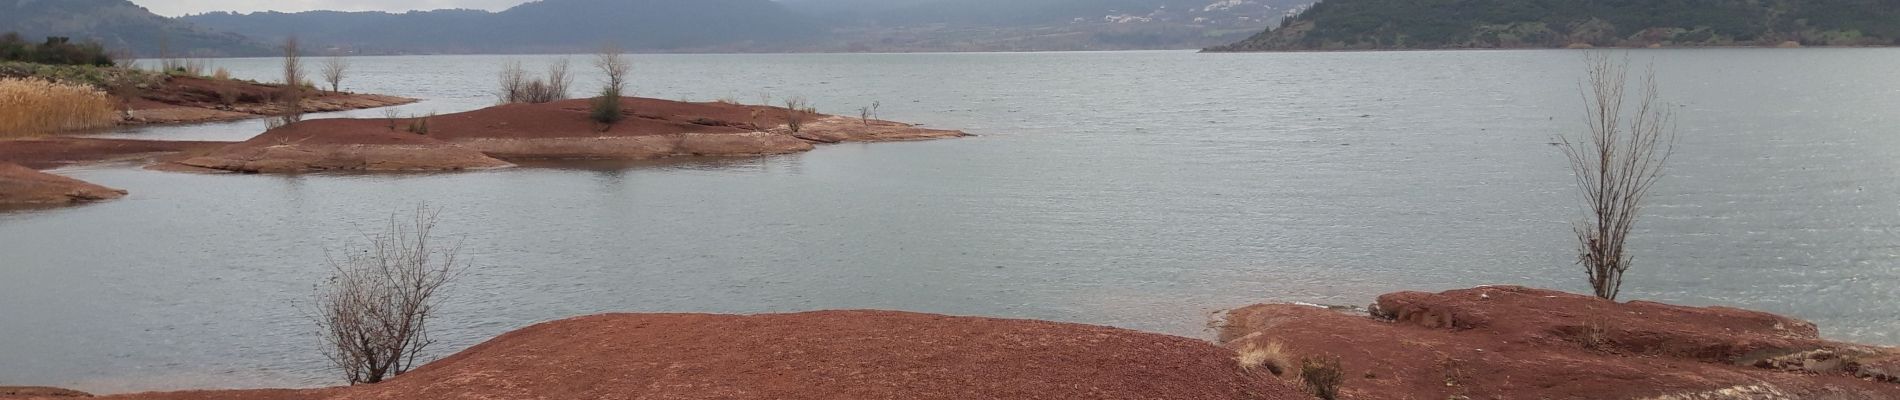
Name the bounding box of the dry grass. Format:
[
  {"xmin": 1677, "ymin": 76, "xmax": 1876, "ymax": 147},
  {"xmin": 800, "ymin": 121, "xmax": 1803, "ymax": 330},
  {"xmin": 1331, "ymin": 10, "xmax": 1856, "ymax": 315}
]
[
  {"xmin": 1300, "ymin": 355, "xmax": 1345, "ymax": 400},
  {"xmin": 1235, "ymin": 340, "xmax": 1293, "ymax": 377},
  {"xmin": 0, "ymin": 78, "xmax": 117, "ymax": 137}
]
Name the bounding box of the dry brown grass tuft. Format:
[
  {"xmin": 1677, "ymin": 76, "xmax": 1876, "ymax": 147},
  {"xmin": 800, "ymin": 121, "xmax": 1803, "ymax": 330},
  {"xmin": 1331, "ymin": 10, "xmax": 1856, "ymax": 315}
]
[
  {"xmin": 0, "ymin": 78, "xmax": 117, "ymax": 137},
  {"xmin": 1235, "ymin": 340, "xmax": 1293, "ymax": 377}
]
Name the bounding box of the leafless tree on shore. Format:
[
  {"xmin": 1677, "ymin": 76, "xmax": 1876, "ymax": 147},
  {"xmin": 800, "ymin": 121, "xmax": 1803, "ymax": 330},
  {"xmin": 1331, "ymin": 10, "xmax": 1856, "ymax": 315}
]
[
  {"xmin": 314, "ymin": 206, "xmax": 464, "ymax": 384},
  {"xmin": 1556, "ymin": 52, "xmax": 1678, "ymax": 301},
  {"xmin": 595, "ymin": 44, "xmax": 631, "ymax": 95},
  {"xmin": 322, "ymin": 52, "xmax": 349, "ymax": 93}
]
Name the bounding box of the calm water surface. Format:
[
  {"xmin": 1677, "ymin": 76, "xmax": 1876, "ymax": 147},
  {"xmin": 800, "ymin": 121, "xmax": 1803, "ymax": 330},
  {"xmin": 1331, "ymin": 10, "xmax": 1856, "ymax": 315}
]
[{"xmin": 3, "ymin": 50, "xmax": 1899, "ymax": 392}]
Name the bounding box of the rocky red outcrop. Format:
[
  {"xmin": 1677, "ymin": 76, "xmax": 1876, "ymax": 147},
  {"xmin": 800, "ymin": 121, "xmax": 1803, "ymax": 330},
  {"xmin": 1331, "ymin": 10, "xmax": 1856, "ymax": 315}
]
[
  {"xmin": 173, "ymin": 98, "xmax": 969, "ymax": 173},
  {"xmin": 0, "ymin": 162, "xmax": 126, "ymax": 208},
  {"xmin": 89, "ymin": 311, "xmax": 1300, "ymax": 400},
  {"xmin": 1219, "ymin": 286, "xmax": 1900, "ymax": 399}
]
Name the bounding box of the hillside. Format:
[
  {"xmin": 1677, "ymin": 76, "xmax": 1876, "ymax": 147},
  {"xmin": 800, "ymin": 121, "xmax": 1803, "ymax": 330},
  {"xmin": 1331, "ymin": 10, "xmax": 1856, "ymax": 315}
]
[
  {"xmin": 180, "ymin": 0, "xmax": 826, "ymax": 54},
  {"xmin": 0, "ymin": 0, "xmax": 270, "ymax": 57},
  {"xmin": 181, "ymin": 0, "xmax": 1307, "ymax": 53},
  {"xmin": 1207, "ymin": 0, "xmax": 1900, "ymax": 51},
  {"xmin": 785, "ymin": 0, "xmax": 1306, "ymax": 51}
]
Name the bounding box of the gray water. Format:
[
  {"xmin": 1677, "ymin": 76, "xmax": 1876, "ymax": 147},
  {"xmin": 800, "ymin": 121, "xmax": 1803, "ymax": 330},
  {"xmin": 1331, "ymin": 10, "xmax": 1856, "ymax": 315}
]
[{"xmin": 3, "ymin": 50, "xmax": 1899, "ymax": 393}]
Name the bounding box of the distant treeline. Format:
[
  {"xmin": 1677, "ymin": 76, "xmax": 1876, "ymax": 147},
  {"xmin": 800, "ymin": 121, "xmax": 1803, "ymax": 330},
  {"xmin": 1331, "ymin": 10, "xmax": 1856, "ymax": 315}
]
[
  {"xmin": 1, "ymin": 33, "xmax": 115, "ymax": 66},
  {"xmin": 1209, "ymin": 0, "xmax": 1900, "ymax": 51}
]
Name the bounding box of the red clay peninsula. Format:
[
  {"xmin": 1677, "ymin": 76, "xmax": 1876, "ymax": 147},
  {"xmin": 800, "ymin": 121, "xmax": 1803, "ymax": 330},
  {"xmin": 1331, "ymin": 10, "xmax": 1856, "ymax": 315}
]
[
  {"xmin": 1219, "ymin": 286, "xmax": 1900, "ymax": 399},
  {"xmin": 174, "ymin": 97, "xmax": 970, "ymax": 173},
  {"xmin": 0, "ymin": 161, "xmax": 126, "ymax": 208},
  {"xmin": 28, "ymin": 311, "xmax": 1301, "ymax": 400},
  {"xmin": 6, "ymin": 287, "xmax": 1895, "ymax": 400},
  {"xmin": 122, "ymin": 75, "xmax": 414, "ymax": 126}
]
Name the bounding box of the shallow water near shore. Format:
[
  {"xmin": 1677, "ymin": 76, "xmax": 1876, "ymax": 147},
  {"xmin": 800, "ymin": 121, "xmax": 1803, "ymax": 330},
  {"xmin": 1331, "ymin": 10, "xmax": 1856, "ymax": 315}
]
[{"xmin": 4, "ymin": 49, "xmax": 1900, "ymax": 393}]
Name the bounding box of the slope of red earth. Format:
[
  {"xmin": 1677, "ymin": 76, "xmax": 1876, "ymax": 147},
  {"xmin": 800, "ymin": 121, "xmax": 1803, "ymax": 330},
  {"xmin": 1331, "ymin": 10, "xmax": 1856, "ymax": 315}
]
[
  {"xmin": 0, "ymin": 138, "xmax": 230, "ymax": 170},
  {"xmin": 0, "ymin": 162, "xmax": 126, "ymax": 208},
  {"xmin": 1219, "ymin": 286, "xmax": 1900, "ymax": 400},
  {"xmin": 123, "ymin": 76, "xmax": 415, "ymax": 126},
  {"xmin": 175, "ymin": 98, "xmax": 970, "ymax": 173},
  {"xmin": 49, "ymin": 311, "xmax": 1301, "ymax": 400},
  {"xmin": 0, "ymin": 138, "xmax": 233, "ymax": 209}
]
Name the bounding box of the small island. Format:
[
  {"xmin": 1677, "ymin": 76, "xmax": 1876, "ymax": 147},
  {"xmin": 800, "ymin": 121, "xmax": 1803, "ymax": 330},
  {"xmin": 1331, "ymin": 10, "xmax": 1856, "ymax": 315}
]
[{"xmin": 170, "ymin": 97, "xmax": 969, "ymax": 173}]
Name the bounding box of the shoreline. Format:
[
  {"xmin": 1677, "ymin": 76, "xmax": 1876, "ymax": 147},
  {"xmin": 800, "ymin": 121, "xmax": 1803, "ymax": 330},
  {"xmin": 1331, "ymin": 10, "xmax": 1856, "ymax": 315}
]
[{"xmin": 5, "ymin": 286, "xmax": 1895, "ymax": 399}]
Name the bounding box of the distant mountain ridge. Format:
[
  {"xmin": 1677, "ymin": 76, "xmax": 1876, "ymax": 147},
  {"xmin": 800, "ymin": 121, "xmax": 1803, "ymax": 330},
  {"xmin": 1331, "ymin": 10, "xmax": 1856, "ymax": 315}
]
[
  {"xmin": 1208, "ymin": 0, "xmax": 1900, "ymax": 51},
  {"xmin": 180, "ymin": 0, "xmax": 1305, "ymax": 53},
  {"xmin": 181, "ymin": 0, "xmax": 823, "ymax": 54},
  {"xmin": 1, "ymin": 0, "xmax": 270, "ymax": 57}
]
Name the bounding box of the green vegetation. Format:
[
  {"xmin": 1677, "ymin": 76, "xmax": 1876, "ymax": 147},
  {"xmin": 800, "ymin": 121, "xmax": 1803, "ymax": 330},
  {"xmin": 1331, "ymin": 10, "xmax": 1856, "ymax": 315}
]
[
  {"xmin": 3, "ymin": 0, "xmax": 270, "ymax": 57},
  {"xmin": 1208, "ymin": 0, "xmax": 1900, "ymax": 51},
  {"xmin": 1, "ymin": 33, "xmax": 114, "ymax": 66}
]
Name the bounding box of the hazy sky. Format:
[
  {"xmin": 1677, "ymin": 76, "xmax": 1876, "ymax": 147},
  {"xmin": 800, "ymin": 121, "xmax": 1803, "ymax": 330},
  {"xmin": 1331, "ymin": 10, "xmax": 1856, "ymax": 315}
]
[{"xmin": 135, "ymin": 0, "xmax": 534, "ymax": 16}]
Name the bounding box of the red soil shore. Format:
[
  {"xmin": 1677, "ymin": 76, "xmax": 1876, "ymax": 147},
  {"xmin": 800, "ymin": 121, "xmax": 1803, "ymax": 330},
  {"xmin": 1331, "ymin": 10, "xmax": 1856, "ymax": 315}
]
[
  {"xmin": 1220, "ymin": 286, "xmax": 1900, "ymax": 399},
  {"xmin": 30, "ymin": 311, "xmax": 1301, "ymax": 400},
  {"xmin": 122, "ymin": 76, "xmax": 415, "ymax": 126},
  {"xmin": 5, "ymin": 288, "xmax": 1897, "ymax": 399},
  {"xmin": 176, "ymin": 97, "xmax": 970, "ymax": 173},
  {"xmin": 0, "ymin": 162, "xmax": 126, "ymax": 208}
]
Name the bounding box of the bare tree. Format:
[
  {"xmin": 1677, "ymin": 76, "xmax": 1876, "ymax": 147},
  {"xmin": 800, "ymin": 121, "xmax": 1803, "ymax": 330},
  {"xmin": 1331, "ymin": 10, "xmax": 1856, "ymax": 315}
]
[
  {"xmin": 282, "ymin": 36, "xmax": 305, "ymax": 88},
  {"xmin": 546, "ymin": 58, "xmax": 572, "ymax": 101},
  {"xmin": 322, "ymin": 52, "xmax": 350, "ymax": 93},
  {"xmin": 277, "ymin": 36, "xmax": 307, "ymax": 125},
  {"xmin": 497, "ymin": 60, "xmax": 528, "ymax": 104},
  {"xmin": 594, "ymin": 44, "xmax": 631, "ymax": 95},
  {"xmin": 1556, "ymin": 52, "xmax": 1678, "ymax": 301},
  {"xmin": 314, "ymin": 206, "xmax": 463, "ymax": 385}
]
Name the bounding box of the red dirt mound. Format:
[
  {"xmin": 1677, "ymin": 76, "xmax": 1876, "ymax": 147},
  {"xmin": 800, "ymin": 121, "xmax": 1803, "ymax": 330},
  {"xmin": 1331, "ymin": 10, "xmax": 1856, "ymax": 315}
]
[
  {"xmin": 1220, "ymin": 286, "xmax": 1900, "ymax": 399},
  {"xmin": 125, "ymin": 76, "xmax": 415, "ymax": 126},
  {"xmin": 0, "ymin": 162, "xmax": 126, "ymax": 207},
  {"xmin": 0, "ymin": 138, "xmax": 229, "ymax": 170},
  {"xmin": 96, "ymin": 311, "xmax": 1301, "ymax": 400},
  {"xmin": 174, "ymin": 120, "xmax": 513, "ymax": 173},
  {"xmin": 175, "ymin": 98, "xmax": 968, "ymax": 172}
]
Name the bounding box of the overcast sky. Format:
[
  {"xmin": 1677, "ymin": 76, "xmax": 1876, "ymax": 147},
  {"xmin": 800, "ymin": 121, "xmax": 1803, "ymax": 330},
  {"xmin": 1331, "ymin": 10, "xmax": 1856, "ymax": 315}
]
[{"xmin": 135, "ymin": 0, "xmax": 534, "ymax": 16}]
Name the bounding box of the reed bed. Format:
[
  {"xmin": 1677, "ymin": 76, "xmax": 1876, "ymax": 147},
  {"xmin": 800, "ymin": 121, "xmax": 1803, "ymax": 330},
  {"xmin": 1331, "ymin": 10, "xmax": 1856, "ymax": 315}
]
[{"xmin": 0, "ymin": 78, "xmax": 118, "ymax": 137}]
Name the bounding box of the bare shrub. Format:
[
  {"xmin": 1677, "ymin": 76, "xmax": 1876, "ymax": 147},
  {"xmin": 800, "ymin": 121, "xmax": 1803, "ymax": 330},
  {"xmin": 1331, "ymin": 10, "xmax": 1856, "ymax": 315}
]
[
  {"xmin": 783, "ymin": 96, "xmax": 812, "ymax": 133},
  {"xmin": 1299, "ymin": 355, "xmax": 1344, "ymax": 400},
  {"xmin": 406, "ymin": 112, "xmax": 434, "ymax": 135},
  {"xmin": 322, "ymin": 53, "xmax": 349, "ymax": 93},
  {"xmin": 212, "ymin": 67, "xmax": 231, "ymax": 80},
  {"xmin": 545, "ymin": 58, "xmax": 572, "ymax": 101},
  {"xmin": 1555, "ymin": 52, "xmax": 1678, "ymax": 301},
  {"xmin": 384, "ymin": 108, "xmax": 402, "ymax": 131},
  {"xmin": 496, "ymin": 60, "xmax": 569, "ymax": 104},
  {"xmin": 591, "ymin": 87, "xmax": 624, "ymax": 127},
  {"xmin": 314, "ymin": 206, "xmax": 463, "ymax": 385}
]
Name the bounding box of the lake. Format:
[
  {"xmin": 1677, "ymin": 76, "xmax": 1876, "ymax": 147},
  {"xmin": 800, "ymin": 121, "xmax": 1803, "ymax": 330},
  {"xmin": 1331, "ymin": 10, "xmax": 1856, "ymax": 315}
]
[{"xmin": 3, "ymin": 49, "xmax": 1898, "ymax": 393}]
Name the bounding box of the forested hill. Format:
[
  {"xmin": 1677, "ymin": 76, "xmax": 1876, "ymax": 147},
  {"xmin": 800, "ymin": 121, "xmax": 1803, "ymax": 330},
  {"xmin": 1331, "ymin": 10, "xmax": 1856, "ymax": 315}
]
[
  {"xmin": 1207, "ymin": 0, "xmax": 1900, "ymax": 51},
  {"xmin": 1, "ymin": 0, "xmax": 270, "ymax": 57}
]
